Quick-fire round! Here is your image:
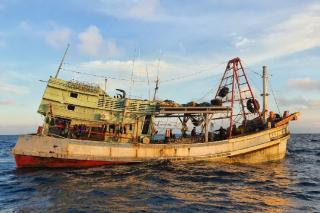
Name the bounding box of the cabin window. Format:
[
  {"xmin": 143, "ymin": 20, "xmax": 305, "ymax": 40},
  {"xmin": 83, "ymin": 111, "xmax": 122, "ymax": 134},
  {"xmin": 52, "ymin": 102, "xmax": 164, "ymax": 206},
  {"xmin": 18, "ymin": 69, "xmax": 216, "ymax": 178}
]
[
  {"xmin": 129, "ymin": 124, "xmax": 133, "ymax": 131},
  {"xmin": 67, "ymin": 104, "xmax": 75, "ymax": 111},
  {"xmin": 142, "ymin": 115, "xmax": 151, "ymax": 134},
  {"xmin": 70, "ymin": 92, "xmax": 78, "ymax": 98}
]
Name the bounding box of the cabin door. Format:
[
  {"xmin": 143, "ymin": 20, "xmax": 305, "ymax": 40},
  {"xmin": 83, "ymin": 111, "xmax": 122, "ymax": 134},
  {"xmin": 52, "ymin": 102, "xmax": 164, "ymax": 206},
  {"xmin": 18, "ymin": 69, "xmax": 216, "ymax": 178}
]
[{"xmin": 142, "ymin": 115, "xmax": 151, "ymax": 134}]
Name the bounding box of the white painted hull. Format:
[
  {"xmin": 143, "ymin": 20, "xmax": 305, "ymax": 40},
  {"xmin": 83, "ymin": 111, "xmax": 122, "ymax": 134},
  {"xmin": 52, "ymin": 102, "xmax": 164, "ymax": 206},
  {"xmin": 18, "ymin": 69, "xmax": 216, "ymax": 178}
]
[{"xmin": 12, "ymin": 125, "xmax": 290, "ymax": 167}]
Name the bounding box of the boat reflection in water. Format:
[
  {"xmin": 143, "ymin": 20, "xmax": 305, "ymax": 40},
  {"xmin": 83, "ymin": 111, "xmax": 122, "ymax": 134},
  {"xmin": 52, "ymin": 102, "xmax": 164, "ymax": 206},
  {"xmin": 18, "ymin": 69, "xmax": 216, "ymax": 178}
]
[{"xmin": 163, "ymin": 161, "xmax": 294, "ymax": 212}]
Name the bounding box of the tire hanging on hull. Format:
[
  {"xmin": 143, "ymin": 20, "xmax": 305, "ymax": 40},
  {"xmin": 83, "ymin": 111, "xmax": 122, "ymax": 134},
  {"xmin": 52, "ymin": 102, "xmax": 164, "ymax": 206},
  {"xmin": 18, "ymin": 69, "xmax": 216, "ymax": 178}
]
[{"xmin": 246, "ymin": 98, "xmax": 260, "ymax": 113}]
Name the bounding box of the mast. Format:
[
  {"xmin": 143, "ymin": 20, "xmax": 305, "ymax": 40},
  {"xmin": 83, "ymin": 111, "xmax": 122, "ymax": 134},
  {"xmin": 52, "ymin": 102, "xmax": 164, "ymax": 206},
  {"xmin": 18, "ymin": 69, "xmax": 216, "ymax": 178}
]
[
  {"xmin": 153, "ymin": 76, "xmax": 159, "ymax": 101},
  {"xmin": 54, "ymin": 44, "xmax": 70, "ymax": 78},
  {"xmin": 261, "ymin": 66, "xmax": 269, "ymax": 123},
  {"xmin": 215, "ymin": 58, "xmax": 261, "ymax": 138},
  {"xmin": 129, "ymin": 51, "xmax": 136, "ymax": 98},
  {"xmin": 145, "ymin": 65, "xmax": 151, "ymax": 100},
  {"xmin": 104, "ymin": 78, "xmax": 108, "ymax": 93},
  {"xmin": 153, "ymin": 52, "xmax": 161, "ymax": 101}
]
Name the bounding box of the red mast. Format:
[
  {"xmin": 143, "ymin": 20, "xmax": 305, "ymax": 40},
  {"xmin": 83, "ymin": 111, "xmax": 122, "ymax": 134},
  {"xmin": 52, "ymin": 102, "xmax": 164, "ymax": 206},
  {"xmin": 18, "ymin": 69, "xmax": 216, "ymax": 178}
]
[{"xmin": 215, "ymin": 58, "xmax": 261, "ymax": 138}]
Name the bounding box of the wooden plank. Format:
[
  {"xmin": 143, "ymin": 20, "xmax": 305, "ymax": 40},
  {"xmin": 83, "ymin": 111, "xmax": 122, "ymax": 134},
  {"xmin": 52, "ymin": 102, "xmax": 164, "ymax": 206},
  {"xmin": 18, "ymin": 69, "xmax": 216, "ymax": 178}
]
[{"xmin": 158, "ymin": 106, "xmax": 230, "ymax": 114}]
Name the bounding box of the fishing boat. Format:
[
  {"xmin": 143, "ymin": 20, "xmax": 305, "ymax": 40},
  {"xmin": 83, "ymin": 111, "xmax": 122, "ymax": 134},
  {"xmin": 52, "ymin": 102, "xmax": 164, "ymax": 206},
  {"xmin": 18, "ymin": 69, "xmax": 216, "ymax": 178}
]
[{"xmin": 12, "ymin": 54, "xmax": 299, "ymax": 168}]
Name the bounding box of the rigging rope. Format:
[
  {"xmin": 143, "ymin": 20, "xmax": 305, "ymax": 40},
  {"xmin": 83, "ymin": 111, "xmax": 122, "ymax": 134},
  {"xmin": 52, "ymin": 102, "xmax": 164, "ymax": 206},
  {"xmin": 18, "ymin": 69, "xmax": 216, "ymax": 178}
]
[
  {"xmin": 196, "ymin": 87, "xmax": 216, "ymax": 102},
  {"xmin": 246, "ymin": 69, "xmax": 262, "ymax": 95},
  {"xmin": 63, "ymin": 68, "xmax": 146, "ymax": 83},
  {"xmin": 129, "ymin": 49, "xmax": 137, "ymax": 97},
  {"xmin": 62, "ymin": 60, "xmax": 228, "ymax": 87},
  {"xmin": 160, "ymin": 61, "xmax": 227, "ymax": 84},
  {"xmin": 247, "ymin": 67, "xmax": 281, "ymax": 114},
  {"xmin": 269, "ymin": 76, "xmax": 281, "ymax": 114}
]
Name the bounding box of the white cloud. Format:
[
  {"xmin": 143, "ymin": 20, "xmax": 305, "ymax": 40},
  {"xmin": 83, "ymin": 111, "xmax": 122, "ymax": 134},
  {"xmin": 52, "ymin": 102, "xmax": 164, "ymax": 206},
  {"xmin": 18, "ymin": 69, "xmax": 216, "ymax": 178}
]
[
  {"xmin": 99, "ymin": 0, "xmax": 160, "ymax": 21},
  {"xmin": 17, "ymin": 21, "xmax": 71, "ymax": 48},
  {"xmin": 288, "ymin": 77, "xmax": 320, "ymax": 91},
  {"xmin": 234, "ymin": 36, "xmax": 253, "ymax": 48},
  {"xmin": 0, "ymin": 99, "xmax": 15, "ymax": 105},
  {"xmin": 127, "ymin": 0, "xmax": 159, "ymax": 20},
  {"xmin": 242, "ymin": 3, "xmax": 320, "ymax": 63},
  {"xmin": 78, "ymin": 25, "xmax": 103, "ymax": 56},
  {"xmin": 277, "ymin": 96, "xmax": 320, "ymax": 133},
  {"xmin": 77, "ymin": 25, "xmax": 121, "ymax": 57},
  {"xmin": 45, "ymin": 27, "xmax": 72, "ymax": 48},
  {"xmin": 105, "ymin": 40, "xmax": 121, "ymax": 57},
  {"xmin": 76, "ymin": 58, "xmax": 223, "ymax": 81},
  {"xmin": 0, "ymin": 81, "xmax": 29, "ymax": 95},
  {"xmin": 278, "ymin": 96, "xmax": 320, "ymax": 110},
  {"xmin": 18, "ymin": 20, "xmax": 32, "ymax": 31},
  {"xmin": 75, "ymin": 59, "xmax": 179, "ymax": 87},
  {"xmin": 96, "ymin": 1, "xmax": 320, "ymax": 64},
  {"xmin": 289, "ymin": 108, "xmax": 320, "ymax": 133}
]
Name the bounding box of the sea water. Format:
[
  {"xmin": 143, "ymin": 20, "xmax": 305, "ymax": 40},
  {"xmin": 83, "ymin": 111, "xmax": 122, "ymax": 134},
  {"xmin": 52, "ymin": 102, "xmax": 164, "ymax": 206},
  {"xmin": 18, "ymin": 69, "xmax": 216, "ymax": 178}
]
[{"xmin": 0, "ymin": 135, "xmax": 319, "ymax": 212}]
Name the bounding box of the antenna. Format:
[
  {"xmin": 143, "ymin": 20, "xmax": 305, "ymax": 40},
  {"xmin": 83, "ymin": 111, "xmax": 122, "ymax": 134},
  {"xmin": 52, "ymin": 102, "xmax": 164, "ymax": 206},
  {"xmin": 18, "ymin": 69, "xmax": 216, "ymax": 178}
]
[
  {"xmin": 153, "ymin": 76, "xmax": 159, "ymax": 101},
  {"xmin": 153, "ymin": 50, "xmax": 161, "ymax": 101},
  {"xmin": 145, "ymin": 65, "xmax": 151, "ymax": 100},
  {"xmin": 54, "ymin": 43, "xmax": 70, "ymax": 78},
  {"xmin": 129, "ymin": 49, "xmax": 137, "ymax": 97}
]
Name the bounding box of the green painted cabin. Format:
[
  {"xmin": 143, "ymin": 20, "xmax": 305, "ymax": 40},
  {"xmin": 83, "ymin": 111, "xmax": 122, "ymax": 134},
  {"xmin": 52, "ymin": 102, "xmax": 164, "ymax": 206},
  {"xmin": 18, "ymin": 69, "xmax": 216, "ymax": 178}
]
[{"xmin": 38, "ymin": 77, "xmax": 159, "ymax": 143}]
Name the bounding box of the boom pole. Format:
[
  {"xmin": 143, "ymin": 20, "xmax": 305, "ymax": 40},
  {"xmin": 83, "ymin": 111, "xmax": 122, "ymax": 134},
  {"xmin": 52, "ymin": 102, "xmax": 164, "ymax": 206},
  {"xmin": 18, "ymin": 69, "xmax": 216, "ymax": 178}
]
[{"xmin": 54, "ymin": 44, "xmax": 70, "ymax": 78}]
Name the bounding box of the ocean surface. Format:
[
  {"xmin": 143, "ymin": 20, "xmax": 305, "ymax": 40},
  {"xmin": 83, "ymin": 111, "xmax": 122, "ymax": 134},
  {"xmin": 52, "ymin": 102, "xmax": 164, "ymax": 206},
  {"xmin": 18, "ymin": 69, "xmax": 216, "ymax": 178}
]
[{"xmin": 0, "ymin": 135, "xmax": 319, "ymax": 212}]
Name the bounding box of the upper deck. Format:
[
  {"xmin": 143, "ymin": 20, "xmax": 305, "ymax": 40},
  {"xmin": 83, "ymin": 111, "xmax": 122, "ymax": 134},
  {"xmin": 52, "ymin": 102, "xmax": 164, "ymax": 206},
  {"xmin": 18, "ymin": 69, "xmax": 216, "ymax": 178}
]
[{"xmin": 38, "ymin": 77, "xmax": 159, "ymax": 122}]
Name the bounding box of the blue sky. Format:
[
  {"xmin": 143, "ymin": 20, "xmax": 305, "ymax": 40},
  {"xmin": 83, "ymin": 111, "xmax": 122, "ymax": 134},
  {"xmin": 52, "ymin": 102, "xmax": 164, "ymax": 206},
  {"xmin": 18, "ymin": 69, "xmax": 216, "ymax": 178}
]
[{"xmin": 0, "ymin": 0, "xmax": 320, "ymax": 134}]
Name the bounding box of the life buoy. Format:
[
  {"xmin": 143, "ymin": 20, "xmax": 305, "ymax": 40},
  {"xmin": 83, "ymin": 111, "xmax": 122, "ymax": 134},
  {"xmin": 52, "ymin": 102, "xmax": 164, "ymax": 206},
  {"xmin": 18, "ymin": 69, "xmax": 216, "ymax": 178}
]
[
  {"xmin": 246, "ymin": 98, "xmax": 260, "ymax": 113},
  {"xmin": 142, "ymin": 137, "xmax": 150, "ymax": 144}
]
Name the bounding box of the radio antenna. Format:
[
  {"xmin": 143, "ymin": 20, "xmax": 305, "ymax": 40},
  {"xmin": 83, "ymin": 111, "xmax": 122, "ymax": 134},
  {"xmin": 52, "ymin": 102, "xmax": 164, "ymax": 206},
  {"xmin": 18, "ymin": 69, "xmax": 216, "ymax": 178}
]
[
  {"xmin": 55, "ymin": 43, "xmax": 70, "ymax": 78},
  {"xmin": 145, "ymin": 65, "xmax": 151, "ymax": 100},
  {"xmin": 129, "ymin": 49, "xmax": 137, "ymax": 97},
  {"xmin": 153, "ymin": 50, "xmax": 161, "ymax": 101}
]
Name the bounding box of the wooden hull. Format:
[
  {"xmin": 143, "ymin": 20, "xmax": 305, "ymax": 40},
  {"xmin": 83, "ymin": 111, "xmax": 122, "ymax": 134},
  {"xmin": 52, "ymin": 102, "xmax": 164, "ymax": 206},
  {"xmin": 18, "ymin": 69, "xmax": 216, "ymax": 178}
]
[{"xmin": 12, "ymin": 125, "xmax": 290, "ymax": 168}]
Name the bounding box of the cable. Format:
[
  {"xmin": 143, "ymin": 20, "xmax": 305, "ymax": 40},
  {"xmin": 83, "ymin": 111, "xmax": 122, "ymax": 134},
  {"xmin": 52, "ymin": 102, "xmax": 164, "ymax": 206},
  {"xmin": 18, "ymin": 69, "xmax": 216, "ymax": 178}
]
[
  {"xmin": 129, "ymin": 49, "xmax": 137, "ymax": 97},
  {"xmin": 63, "ymin": 68, "xmax": 146, "ymax": 83},
  {"xmin": 246, "ymin": 70, "xmax": 262, "ymax": 95},
  {"xmin": 269, "ymin": 76, "xmax": 281, "ymax": 114},
  {"xmin": 250, "ymin": 67, "xmax": 281, "ymax": 113},
  {"xmin": 145, "ymin": 65, "xmax": 151, "ymax": 100},
  {"xmin": 63, "ymin": 60, "xmax": 228, "ymax": 87},
  {"xmin": 196, "ymin": 87, "xmax": 216, "ymax": 102},
  {"xmin": 160, "ymin": 61, "xmax": 227, "ymax": 83}
]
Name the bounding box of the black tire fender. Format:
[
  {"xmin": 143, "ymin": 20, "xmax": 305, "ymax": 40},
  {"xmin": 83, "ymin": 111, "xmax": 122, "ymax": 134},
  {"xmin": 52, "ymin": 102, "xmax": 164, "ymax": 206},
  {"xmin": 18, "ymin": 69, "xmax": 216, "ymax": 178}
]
[{"xmin": 246, "ymin": 98, "xmax": 260, "ymax": 113}]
